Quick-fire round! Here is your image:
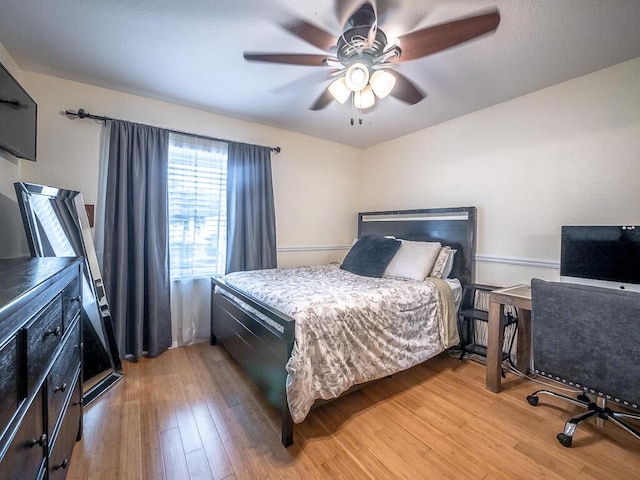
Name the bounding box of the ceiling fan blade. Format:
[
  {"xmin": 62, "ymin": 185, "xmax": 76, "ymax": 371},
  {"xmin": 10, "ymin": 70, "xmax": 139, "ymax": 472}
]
[
  {"xmin": 338, "ymin": 0, "xmax": 379, "ymax": 29},
  {"xmin": 271, "ymin": 69, "xmax": 342, "ymax": 94},
  {"xmin": 282, "ymin": 20, "xmax": 336, "ymax": 52},
  {"xmin": 367, "ymin": 0, "xmax": 378, "ymax": 46},
  {"xmin": 243, "ymin": 53, "xmax": 333, "ymax": 67},
  {"xmin": 334, "ymin": 0, "xmax": 365, "ymax": 30},
  {"xmin": 387, "ymin": 70, "xmax": 426, "ymax": 105},
  {"xmin": 395, "ymin": 10, "xmax": 500, "ymax": 62},
  {"xmin": 310, "ymin": 88, "xmax": 334, "ymax": 110},
  {"xmin": 374, "ymin": 0, "xmax": 400, "ymax": 27}
]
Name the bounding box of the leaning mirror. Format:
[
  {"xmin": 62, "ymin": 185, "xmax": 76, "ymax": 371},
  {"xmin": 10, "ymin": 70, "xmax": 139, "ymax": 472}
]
[{"xmin": 14, "ymin": 181, "xmax": 123, "ymax": 404}]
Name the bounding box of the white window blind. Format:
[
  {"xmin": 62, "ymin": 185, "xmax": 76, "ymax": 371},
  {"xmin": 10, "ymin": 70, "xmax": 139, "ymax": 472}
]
[{"xmin": 168, "ymin": 133, "xmax": 228, "ymax": 280}]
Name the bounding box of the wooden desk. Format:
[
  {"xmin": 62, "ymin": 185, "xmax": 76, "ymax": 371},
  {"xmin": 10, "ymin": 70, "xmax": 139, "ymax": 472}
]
[{"xmin": 486, "ymin": 284, "xmax": 532, "ymax": 392}]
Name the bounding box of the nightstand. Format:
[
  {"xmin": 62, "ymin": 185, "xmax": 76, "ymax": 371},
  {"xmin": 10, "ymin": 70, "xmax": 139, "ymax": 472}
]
[{"xmin": 457, "ymin": 284, "xmax": 517, "ymax": 363}]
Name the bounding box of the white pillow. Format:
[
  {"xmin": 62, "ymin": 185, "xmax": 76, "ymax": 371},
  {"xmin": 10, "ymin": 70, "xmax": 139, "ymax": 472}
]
[
  {"xmin": 441, "ymin": 248, "xmax": 457, "ymax": 278},
  {"xmin": 384, "ymin": 240, "xmax": 442, "ymax": 281},
  {"xmin": 429, "ymin": 246, "xmax": 457, "ymax": 278}
]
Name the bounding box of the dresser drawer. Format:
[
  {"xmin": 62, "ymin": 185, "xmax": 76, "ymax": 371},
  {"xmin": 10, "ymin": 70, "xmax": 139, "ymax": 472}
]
[
  {"xmin": 48, "ymin": 377, "xmax": 82, "ymax": 480},
  {"xmin": 0, "ymin": 258, "xmax": 84, "ymax": 480},
  {"xmin": 25, "ymin": 295, "xmax": 64, "ymax": 396},
  {"xmin": 0, "ymin": 389, "xmax": 46, "ymax": 480},
  {"xmin": 0, "ymin": 336, "xmax": 19, "ymax": 438},
  {"xmin": 61, "ymin": 276, "xmax": 81, "ymax": 330},
  {"xmin": 47, "ymin": 320, "xmax": 82, "ymax": 437}
]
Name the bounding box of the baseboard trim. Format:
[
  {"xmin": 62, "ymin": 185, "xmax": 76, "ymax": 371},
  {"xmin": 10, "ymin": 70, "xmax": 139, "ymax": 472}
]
[
  {"xmin": 476, "ymin": 254, "xmax": 559, "ymax": 270},
  {"xmin": 277, "ymin": 245, "xmax": 351, "ymax": 253},
  {"xmin": 277, "ymin": 245, "xmax": 559, "ymax": 270}
]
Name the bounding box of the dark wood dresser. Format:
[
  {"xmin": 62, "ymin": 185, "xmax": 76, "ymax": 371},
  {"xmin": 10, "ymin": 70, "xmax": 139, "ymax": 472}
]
[{"xmin": 0, "ymin": 257, "xmax": 84, "ymax": 480}]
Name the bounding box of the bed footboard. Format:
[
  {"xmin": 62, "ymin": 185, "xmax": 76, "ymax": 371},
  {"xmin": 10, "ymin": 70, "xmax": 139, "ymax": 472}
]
[{"xmin": 210, "ymin": 277, "xmax": 296, "ymax": 447}]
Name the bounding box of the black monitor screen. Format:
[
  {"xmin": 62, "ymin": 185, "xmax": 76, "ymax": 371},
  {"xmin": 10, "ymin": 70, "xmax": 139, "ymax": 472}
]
[{"xmin": 560, "ymin": 226, "xmax": 640, "ymax": 285}]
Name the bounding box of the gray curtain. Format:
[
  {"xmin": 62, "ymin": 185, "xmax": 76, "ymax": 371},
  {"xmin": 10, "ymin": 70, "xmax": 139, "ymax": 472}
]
[
  {"xmin": 102, "ymin": 120, "xmax": 171, "ymax": 360},
  {"xmin": 226, "ymin": 142, "xmax": 277, "ymax": 273}
]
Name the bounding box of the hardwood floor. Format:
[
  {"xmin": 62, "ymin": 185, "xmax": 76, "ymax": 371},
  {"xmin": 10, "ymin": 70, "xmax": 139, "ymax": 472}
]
[{"xmin": 67, "ymin": 343, "xmax": 640, "ymax": 479}]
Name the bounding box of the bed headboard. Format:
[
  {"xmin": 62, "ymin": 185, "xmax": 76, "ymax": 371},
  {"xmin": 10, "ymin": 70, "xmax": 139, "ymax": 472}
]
[{"xmin": 358, "ymin": 207, "xmax": 477, "ymax": 286}]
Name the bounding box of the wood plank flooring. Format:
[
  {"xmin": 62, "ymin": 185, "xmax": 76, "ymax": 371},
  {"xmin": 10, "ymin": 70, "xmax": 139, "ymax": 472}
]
[{"xmin": 67, "ymin": 343, "xmax": 640, "ymax": 479}]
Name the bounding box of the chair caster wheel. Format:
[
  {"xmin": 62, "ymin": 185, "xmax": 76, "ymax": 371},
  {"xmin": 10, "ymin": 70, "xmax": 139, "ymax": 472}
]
[
  {"xmin": 526, "ymin": 395, "xmax": 539, "ymax": 406},
  {"xmin": 557, "ymin": 433, "xmax": 572, "ymax": 447}
]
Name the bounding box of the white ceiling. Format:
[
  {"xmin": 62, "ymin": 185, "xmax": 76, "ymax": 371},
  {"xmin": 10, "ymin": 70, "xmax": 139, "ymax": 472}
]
[{"xmin": 1, "ymin": 0, "xmax": 639, "ymax": 148}]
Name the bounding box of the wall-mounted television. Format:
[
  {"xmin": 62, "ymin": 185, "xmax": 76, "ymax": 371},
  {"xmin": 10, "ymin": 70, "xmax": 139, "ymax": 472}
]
[
  {"xmin": 560, "ymin": 225, "xmax": 640, "ymax": 293},
  {"xmin": 0, "ymin": 61, "xmax": 37, "ymax": 161}
]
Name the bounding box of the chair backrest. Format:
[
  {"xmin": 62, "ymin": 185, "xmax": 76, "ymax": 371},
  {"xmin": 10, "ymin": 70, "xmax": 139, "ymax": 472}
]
[{"xmin": 531, "ymin": 278, "xmax": 640, "ymax": 409}]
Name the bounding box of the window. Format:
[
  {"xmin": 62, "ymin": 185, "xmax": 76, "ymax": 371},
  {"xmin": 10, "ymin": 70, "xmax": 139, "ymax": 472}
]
[{"xmin": 167, "ymin": 133, "xmax": 228, "ymax": 279}]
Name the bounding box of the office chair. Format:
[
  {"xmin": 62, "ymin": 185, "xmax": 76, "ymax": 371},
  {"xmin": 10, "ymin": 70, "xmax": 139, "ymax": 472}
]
[{"xmin": 527, "ymin": 278, "xmax": 640, "ymax": 447}]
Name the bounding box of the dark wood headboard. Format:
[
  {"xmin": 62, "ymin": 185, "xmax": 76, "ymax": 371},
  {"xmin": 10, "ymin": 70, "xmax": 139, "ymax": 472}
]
[{"xmin": 358, "ymin": 207, "xmax": 477, "ymax": 286}]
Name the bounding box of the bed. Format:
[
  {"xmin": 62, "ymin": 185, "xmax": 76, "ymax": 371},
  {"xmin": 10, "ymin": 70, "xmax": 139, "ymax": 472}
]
[{"xmin": 210, "ymin": 207, "xmax": 477, "ymax": 446}]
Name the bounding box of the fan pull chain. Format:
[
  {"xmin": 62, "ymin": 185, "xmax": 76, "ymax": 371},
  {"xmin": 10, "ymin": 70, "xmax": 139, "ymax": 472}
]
[{"xmin": 350, "ymin": 102, "xmax": 364, "ymax": 126}]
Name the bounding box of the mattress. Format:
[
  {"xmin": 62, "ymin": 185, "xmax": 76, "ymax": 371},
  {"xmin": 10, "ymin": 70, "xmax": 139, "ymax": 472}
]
[{"xmin": 219, "ymin": 263, "xmax": 460, "ymax": 423}]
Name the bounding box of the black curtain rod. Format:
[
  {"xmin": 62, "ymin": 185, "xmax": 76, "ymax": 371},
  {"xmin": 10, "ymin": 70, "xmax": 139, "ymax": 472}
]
[{"xmin": 64, "ymin": 108, "xmax": 281, "ymax": 154}]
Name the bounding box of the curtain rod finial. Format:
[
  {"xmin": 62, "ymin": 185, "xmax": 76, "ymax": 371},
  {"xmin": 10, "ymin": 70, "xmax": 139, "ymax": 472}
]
[{"xmin": 64, "ymin": 108, "xmax": 89, "ymax": 119}]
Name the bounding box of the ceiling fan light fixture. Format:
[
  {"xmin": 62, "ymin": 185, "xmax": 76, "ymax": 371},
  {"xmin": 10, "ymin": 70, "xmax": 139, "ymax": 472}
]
[
  {"xmin": 328, "ymin": 77, "xmax": 351, "ymax": 104},
  {"xmin": 370, "ymin": 70, "xmax": 396, "ymax": 99},
  {"xmin": 344, "ymin": 62, "xmax": 370, "ymax": 92},
  {"xmin": 353, "ymin": 85, "xmax": 375, "ymax": 109}
]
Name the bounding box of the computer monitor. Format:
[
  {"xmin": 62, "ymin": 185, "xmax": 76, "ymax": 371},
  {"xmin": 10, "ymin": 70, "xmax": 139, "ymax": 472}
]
[{"xmin": 560, "ymin": 225, "xmax": 640, "ymax": 293}]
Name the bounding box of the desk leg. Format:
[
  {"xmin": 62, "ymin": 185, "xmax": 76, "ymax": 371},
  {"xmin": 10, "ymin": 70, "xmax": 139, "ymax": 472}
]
[
  {"xmin": 515, "ymin": 308, "xmax": 531, "ymax": 374},
  {"xmin": 486, "ymin": 301, "xmax": 504, "ymax": 393}
]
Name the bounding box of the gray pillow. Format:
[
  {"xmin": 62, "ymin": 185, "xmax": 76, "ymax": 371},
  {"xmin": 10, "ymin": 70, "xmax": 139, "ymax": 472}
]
[{"xmin": 341, "ymin": 234, "xmax": 402, "ymax": 278}]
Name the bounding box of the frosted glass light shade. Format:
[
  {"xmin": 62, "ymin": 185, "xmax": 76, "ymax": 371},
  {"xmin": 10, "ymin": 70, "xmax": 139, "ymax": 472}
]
[
  {"xmin": 370, "ymin": 70, "xmax": 396, "ymax": 98},
  {"xmin": 328, "ymin": 77, "xmax": 351, "ymax": 104},
  {"xmin": 344, "ymin": 63, "xmax": 370, "ymax": 92},
  {"xmin": 353, "ymin": 85, "xmax": 375, "ymax": 109}
]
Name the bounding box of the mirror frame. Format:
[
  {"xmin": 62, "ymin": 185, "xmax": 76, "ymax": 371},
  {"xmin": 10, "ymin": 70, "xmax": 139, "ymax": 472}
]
[{"xmin": 14, "ymin": 181, "xmax": 123, "ymax": 404}]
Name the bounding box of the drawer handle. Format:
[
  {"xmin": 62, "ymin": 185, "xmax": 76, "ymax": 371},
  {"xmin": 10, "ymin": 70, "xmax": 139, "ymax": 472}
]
[
  {"xmin": 72, "ymin": 295, "xmax": 82, "ymax": 303},
  {"xmin": 53, "ymin": 459, "xmax": 69, "ymax": 471},
  {"xmin": 43, "ymin": 326, "xmax": 62, "ymax": 338},
  {"xmin": 55, "ymin": 382, "xmax": 68, "ymax": 393},
  {"xmin": 29, "ymin": 433, "xmax": 47, "ymax": 448}
]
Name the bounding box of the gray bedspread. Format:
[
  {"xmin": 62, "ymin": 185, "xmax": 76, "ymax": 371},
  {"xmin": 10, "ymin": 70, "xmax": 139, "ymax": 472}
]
[{"xmin": 222, "ymin": 263, "xmax": 459, "ymax": 423}]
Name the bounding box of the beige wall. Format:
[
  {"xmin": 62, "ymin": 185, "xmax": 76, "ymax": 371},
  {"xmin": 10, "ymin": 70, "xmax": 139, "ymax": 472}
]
[
  {"xmin": 4, "ymin": 35, "xmax": 640, "ymax": 284},
  {"xmin": 17, "ymin": 71, "xmax": 362, "ymax": 267},
  {"xmin": 361, "ymin": 57, "xmax": 640, "ymax": 287}
]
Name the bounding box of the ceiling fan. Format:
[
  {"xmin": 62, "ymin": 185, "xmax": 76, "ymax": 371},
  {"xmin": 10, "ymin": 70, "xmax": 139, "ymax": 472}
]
[{"xmin": 244, "ymin": 0, "xmax": 500, "ymax": 113}]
